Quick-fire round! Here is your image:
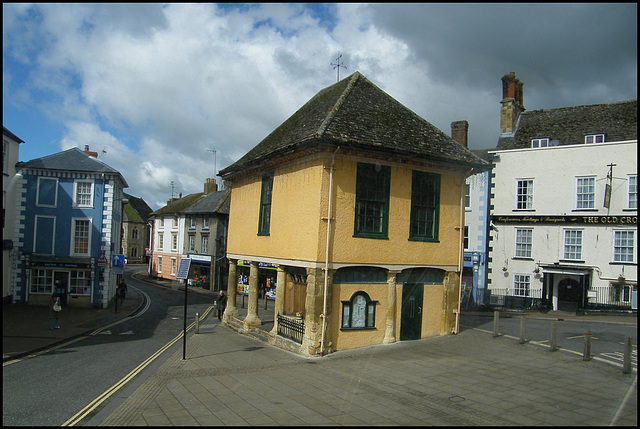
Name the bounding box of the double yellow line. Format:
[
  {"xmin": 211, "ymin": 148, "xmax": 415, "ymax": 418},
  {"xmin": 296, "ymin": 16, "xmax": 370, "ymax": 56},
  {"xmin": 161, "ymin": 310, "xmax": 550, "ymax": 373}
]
[{"xmin": 62, "ymin": 306, "xmax": 214, "ymax": 426}]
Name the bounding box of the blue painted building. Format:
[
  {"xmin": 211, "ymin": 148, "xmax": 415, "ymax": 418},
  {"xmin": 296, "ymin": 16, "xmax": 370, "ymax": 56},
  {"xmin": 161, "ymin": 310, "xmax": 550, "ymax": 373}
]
[
  {"xmin": 463, "ymin": 156, "xmax": 491, "ymax": 309},
  {"xmin": 12, "ymin": 146, "xmax": 128, "ymax": 308}
]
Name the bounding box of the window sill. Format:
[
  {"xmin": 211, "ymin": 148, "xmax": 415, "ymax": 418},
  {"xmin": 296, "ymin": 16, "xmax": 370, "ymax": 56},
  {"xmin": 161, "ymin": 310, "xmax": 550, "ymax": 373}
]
[
  {"xmin": 512, "ymin": 209, "xmax": 535, "ymax": 212},
  {"xmin": 609, "ymin": 261, "xmax": 637, "ymax": 266},
  {"xmin": 622, "ymin": 208, "xmax": 637, "ymax": 212},
  {"xmin": 340, "ymin": 327, "xmax": 377, "ymax": 331},
  {"xmin": 257, "ymin": 232, "xmax": 270, "ymax": 236},
  {"xmin": 512, "ymin": 257, "xmax": 534, "ymax": 261},
  {"xmin": 572, "ymin": 209, "xmax": 598, "ymax": 212},
  {"xmin": 559, "ymin": 259, "xmax": 585, "ymax": 264},
  {"xmin": 353, "ymin": 233, "xmax": 388, "ymax": 240},
  {"xmin": 408, "ymin": 237, "xmax": 439, "ymax": 243}
]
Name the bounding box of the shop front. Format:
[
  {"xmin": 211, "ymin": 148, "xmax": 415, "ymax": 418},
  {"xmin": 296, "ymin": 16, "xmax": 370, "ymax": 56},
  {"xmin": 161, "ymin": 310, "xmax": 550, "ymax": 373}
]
[
  {"xmin": 237, "ymin": 260, "xmax": 277, "ymax": 300},
  {"xmin": 26, "ymin": 256, "xmax": 95, "ymax": 307},
  {"xmin": 188, "ymin": 254, "xmax": 212, "ymax": 289}
]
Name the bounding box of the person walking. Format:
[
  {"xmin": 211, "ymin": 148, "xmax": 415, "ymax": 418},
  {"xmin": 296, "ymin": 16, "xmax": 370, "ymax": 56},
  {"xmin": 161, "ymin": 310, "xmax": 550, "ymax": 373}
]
[
  {"xmin": 49, "ymin": 292, "xmax": 61, "ymax": 329},
  {"xmin": 117, "ymin": 280, "xmax": 127, "ymax": 304},
  {"xmin": 216, "ymin": 290, "xmax": 227, "ymax": 321}
]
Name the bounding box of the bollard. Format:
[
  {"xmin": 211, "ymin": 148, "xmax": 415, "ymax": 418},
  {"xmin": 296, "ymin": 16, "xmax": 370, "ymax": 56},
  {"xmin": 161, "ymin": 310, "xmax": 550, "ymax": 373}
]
[
  {"xmin": 242, "ymin": 294, "xmax": 245, "ymax": 309},
  {"xmin": 583, "ymin": 330, "xmax": 592, "ymax": 361},
  {"xmin": 195, "ymin": 312, "xmax": 200, "ymax": 334},
  {"xmin": 550, "ymin": 321, "xmax": 558, "ymax": 352},
  {"xmin": 622, "ymin": 337, "xmax": 632, "ymax": 374},
  {"xmin": 493, "ymin": 311, "xmax": 500, "ymax": 337},
  {"xmin": 519, "ymin": 316, "xmax": 526, "ymax": 344}
]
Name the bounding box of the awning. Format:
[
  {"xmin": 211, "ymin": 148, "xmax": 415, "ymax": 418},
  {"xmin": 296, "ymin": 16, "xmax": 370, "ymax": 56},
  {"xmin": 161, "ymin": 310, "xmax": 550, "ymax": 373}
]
[{"xmin": 541, "ymin": 264, "xmax": 592, "ymax": 276}]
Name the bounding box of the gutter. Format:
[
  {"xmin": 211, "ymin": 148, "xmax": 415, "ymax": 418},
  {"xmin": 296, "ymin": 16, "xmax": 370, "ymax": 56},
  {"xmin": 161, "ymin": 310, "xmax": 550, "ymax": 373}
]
[{"xmin": 320, "ymin": 146, "xmax": 340, "ymax": 356}]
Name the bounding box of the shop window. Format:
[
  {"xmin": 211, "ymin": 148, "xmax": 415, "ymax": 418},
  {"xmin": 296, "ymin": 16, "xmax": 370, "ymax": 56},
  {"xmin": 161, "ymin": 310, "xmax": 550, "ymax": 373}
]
[
  {"xmin": 354, "ymin": 162, "xmax": 390, "ymax": 239},
  {"xmin": 258, "ymin": 172, "xmax": 274, "ymax": 236},
  {"xmin": 30, "ymin": 269, "xmax": 53, "ymax": 294},
  {"xmin": 70, "ymin": 271, "xmax": 91, "ymax": 295},
  {"xmin": 341, "ymin": 291, "xmax": 377, "ymax": 329}
]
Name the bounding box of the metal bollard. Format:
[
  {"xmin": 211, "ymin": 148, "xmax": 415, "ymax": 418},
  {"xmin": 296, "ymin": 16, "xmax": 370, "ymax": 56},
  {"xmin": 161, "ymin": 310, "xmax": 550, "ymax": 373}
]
[
  {"xmin": 195, "ymin": 312, "xmax": 200, "ymax": 334},
  {"xmin": 583, "ymin": 330, "xmax": 592, "ymax": 361},
  {"xmin": 493, "ymin": 311, "xmax": 500, "ymax": 337},
  {"xmin": 519, "ymin": 316, "xmax": 526, "ymax": 344},
  {"xmin": 550, "ymin": 321, "xmax": 558, "ymax": 352},
  {"xmin": 622, "ymin": 337, "xmax": 632, "ymax": 374}
]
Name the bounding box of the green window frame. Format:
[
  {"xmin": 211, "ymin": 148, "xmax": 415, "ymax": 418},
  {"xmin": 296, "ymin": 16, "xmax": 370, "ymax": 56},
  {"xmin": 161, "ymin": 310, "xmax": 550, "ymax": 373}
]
[
  {"xmin": 409, "ymin": 170, "xmax": 440, "ymax": 241},
  {"xmin": 258, "ymin": 172, "xmax": 274, "ymax": 236},
  {"xmin": 354, "ymin": 162, "xmax": 390, "ymax": 239}
]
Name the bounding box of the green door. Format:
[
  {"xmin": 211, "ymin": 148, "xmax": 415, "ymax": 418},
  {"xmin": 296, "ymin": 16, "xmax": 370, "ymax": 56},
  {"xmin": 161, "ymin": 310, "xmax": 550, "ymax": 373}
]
[{"xmin": 400, "ymin": 283, "xmax": 423, "ymax": 340}]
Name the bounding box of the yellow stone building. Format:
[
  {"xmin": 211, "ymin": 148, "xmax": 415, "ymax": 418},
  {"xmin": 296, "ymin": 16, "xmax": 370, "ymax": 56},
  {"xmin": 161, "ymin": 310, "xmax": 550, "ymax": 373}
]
[{"xmin": 219, "ymin": 72, "xmax": 488, "ymax": 356}]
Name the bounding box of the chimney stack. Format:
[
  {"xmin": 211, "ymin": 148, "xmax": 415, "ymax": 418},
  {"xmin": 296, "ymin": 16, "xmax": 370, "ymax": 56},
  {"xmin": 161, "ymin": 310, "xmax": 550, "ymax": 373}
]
[
  {"xmin": 204, "ymin": 178, "xmax": 218, "ymax": 194},
  {"xmin": 451, "ymin": 120, "xmax": 469, "ymax": 147},
  {"xmin": 500, "ymin": 72, "xmax": 525, "ymax": 135},
  {"xmin": 84, "ymin": 145, "xmax": 98, "ymax": 158}
]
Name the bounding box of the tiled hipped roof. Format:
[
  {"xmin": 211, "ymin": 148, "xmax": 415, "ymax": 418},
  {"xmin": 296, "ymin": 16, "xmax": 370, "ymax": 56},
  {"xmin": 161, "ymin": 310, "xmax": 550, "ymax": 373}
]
[
  {"xmin": 497, "ymin": 99, "xmax": 637, "ymax": 150},
  {"xmin": 220, "ymin": 71, "xmax": 488, "ymax": 178}
]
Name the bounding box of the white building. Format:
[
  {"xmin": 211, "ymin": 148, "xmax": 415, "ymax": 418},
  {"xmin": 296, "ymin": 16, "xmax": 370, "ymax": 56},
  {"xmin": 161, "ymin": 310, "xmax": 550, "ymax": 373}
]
[
  {"xmin": 487, "ymin": 73, "xmax": 637, "ymax": 312},
  {"xmin": 3, "ymin": 127, "xmax": 24, "ymax": 304}
]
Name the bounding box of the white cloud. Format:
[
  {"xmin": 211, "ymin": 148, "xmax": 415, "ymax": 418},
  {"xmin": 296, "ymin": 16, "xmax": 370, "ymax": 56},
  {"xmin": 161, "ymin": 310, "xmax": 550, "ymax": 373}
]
[{"xmin": 3, "ymin": 3, "xmax": 637, "ymax": 210}]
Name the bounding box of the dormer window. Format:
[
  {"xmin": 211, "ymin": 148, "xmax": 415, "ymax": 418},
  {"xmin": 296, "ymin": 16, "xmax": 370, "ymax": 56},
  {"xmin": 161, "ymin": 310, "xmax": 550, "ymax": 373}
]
[
  {"xmin": 531, "ymin": 138, "xmax": 549, "ymax": 148},
  {"xmin": 585, "ymin": 134, "xmax": 605, "ymax": 144}
]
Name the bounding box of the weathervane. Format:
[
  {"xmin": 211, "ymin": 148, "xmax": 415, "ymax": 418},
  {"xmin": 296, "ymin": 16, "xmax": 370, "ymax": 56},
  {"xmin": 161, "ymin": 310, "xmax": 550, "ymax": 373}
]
[{"xmin": 331, "ymin": 53, "xmax": 347, "ymax": 82}]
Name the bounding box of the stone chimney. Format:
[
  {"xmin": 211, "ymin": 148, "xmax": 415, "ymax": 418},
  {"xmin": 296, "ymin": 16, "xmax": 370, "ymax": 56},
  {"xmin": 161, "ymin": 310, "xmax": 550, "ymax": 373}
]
[
  {"xmin": 84, "ymin": 145, "xmax": 98, "ymax": 158},
  {"xmin": 204, "ymin": 178, "xmax": 218, "ymax": 194},
  {"xmin": 500, "ymin": 72, "xmax": 525, "ymax": 135},
  {"xmin": 451, "ymin": 120, "xmax": 469, "ymax": 147}
]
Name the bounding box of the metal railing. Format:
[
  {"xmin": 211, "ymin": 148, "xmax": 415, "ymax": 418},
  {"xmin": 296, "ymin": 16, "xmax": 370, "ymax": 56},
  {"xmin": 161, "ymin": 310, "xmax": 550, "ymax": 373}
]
[
  {"xmin": 277, "ymin": 314, "xmax": 304, "ymax": 344},
  {"xmin": 487, "ymin": 286, "xmax": 635, "ymax": 311}
]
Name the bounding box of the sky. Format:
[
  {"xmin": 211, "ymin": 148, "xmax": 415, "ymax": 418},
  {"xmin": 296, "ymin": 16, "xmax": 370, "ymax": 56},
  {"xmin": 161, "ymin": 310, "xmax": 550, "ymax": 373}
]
[{"xmin": 3, "ymin": 3, "xmax": 637, "ymax": 210}]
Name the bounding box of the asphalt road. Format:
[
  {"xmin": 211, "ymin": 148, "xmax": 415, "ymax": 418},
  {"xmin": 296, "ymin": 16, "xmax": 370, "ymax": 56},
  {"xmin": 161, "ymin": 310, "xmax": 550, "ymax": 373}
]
[{"xmin": 2, "ymin": 268, "xmax": 215, "ymax": 426}]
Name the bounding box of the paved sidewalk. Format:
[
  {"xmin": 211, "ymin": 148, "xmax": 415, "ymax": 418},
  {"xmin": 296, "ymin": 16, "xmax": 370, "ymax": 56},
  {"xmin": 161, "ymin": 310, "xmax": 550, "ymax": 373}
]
[{"xmin": 98, "ymin": 309, "xmax": 637, "ymax": 426}]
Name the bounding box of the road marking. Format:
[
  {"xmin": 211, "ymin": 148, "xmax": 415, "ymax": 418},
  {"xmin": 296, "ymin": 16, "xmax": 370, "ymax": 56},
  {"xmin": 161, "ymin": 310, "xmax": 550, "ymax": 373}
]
[
  {"xmin": 3, "ymin": 287, "xmax": 151, "ymax": 367},
  {"xmin": 62, "ymin": 306, "xmax": 214, "ymax": 426}
]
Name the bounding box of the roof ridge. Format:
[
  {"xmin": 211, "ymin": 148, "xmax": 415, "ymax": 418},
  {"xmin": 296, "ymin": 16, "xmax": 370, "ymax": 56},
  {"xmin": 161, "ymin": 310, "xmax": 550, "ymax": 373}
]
[{"xmin": 315, "ymin": 71, "xmax": 361, "ymax": 138}]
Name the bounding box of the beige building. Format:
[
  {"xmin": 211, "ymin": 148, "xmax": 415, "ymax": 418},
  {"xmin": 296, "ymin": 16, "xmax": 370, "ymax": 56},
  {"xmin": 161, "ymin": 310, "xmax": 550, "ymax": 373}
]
[
  {"xmin": 122, "ymin": 193, "xmax": 153, "ymax": 264},
  {"xmin": 219, "ymin": 72, "xmax": 488, "ymax": 356}
]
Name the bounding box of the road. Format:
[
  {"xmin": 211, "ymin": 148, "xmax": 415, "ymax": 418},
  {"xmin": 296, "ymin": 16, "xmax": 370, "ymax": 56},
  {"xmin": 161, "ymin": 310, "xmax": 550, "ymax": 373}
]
[
  {"xmin": 460, "ymin": 312, "xmax": 637, "ymax": 371},
  {"xmin": 2, "ymin": 266, "xmax": 215, "ymax": 426}
]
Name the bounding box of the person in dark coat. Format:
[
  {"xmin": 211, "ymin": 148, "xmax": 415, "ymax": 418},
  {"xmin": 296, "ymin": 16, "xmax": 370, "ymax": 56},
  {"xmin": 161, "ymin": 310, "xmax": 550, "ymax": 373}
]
[
  {"xmin": 117, "ymin": 280, "xmax": 127, "ymax": 304},
  {"xmin": 216, "ymin": 290, "xmax": 227, "ymax": 321}
]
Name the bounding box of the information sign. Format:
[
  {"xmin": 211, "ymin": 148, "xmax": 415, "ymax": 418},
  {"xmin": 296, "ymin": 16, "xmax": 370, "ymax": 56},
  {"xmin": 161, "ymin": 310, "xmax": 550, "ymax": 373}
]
[{"xmin": 176, "ymin": 258, "xmax": 192, "ymax": 280}]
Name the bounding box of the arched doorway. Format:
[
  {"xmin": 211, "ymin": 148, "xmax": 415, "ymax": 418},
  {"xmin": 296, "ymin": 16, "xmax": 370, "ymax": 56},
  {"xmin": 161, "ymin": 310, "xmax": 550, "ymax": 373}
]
[{"xmin": 557, "ymin": 278, "xmax": 581, "ymax": 313}]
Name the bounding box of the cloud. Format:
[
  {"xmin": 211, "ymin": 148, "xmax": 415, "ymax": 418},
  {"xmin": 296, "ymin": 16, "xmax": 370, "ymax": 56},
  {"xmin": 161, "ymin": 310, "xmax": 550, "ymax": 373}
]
[{"xmin": 3, "ymin": 3, "xmax": 637, "ymax": 210}]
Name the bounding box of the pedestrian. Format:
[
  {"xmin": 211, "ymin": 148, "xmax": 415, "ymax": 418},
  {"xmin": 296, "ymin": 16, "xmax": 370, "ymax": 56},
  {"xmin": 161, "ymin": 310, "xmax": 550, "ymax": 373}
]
[
  {"xmin": 49, "ymin": 292, "xmax": 61, "ymax": 329},
  {"xmin": 118, "ymin": 280, "xmax": 127, "ymax": 304},
  {"xmin": 216, "ymin": 290, "xmax": 227, "ymax": 321}
]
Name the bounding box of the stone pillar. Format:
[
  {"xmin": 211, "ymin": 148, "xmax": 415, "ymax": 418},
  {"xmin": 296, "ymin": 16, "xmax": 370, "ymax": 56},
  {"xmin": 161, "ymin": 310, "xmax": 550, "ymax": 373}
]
[
  {"xmin": 302, "ymin": 267, "xmax": 323, "ymax": 356},
  {"xmin": 223, "ymin": 259, "xmax": 238, "ymax": 322},
  {"xmin": 243, "ymin": 261, "xmax": 262, "ymax": 330},
  {"xmin": 271, "ymin": 265, "xmax": 287, "ymax": 336},
  {"xmin": 383, "ymin": 270, "xmax": 399, "ymax": 344}
]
